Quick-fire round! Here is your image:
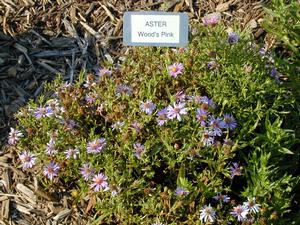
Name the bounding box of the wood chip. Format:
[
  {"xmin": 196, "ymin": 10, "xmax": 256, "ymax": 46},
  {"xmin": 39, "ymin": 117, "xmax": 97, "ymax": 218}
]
[
  {"xmin": 14, "ymin": 202, "xmax": 32, "ymax": 215},
  {"xmin": 16, "ymin": 183, "xmax": 36, "ymax": 205},
  {"xmin": 216, "ymin": 2, "xmax": 230, "ymax": 12},
  {"xmin": 1, "ymin": 199, "xmax": 10, "ymax": 219},
  {"xmin": 52, "ymin": 208, "xmax": 71, "ymax": 222}
]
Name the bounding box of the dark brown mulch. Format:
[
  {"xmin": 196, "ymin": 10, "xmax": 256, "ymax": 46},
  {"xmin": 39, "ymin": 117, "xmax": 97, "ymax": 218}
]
[{"xmin": 0, "ymin": 0, "xmax": 270, "ymax": 224}]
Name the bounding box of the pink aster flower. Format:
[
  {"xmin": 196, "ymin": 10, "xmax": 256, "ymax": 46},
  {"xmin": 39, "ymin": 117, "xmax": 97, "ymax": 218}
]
[
  {"xmin": 140, "ymin": 100, "xmax": 156, "ymax": 115},
  {"xmin": 175, "ymin": 187, "xmax": 189, "ymax": 196},
  {"xmin": 168, "ymin": 63, "xmax": 184, "ymax": 78},
  {"xmin": 133, "ymin": 143, "xmax": 145, "ymax": 159},
  {"xmin": 34, "ymin": 106, "xmax": 53, "ymax": 119},
  {"xmin": 64, "ymin": 148, "xmax": 79, "ymax": 159},
  {"xmin": 96, "ymin": 67, "xmax": 112, "ymax": 77},
  {"xmin": 196, "ymin": 108, "xmax": 209, "ymax": 127},
  {"xmin": 201, "ymin": 129, "xmax": 215, "ymax": 146},
  {"xmin": 230, "ymin": 162, "xmax": 242, "ymax": 178},
  {"xmin": 87, "ymin": 138, "xmax": 106, "ymax": 154},
  {"xmin": 90, "ymin": 173, "xmax": 109, "ymax": 192},
  {"xmin": 166, "ymin": 102, "xmax": 188, "ymax": 121},
  {"xmin": 46, "ymin": 99, "xmax": 60, "ymax": 111},
  {"xmin": 8, "ymin": 128, "xmax": 23, "ymax": 145},
  {"xmin": 213, "ymin": 193, "xmax": 230, "ymax": 203},
  {"xmin": 43, "ymin": 161, "xmax": 60, "ymax": 180},
  {"xmin": 194, "ymin": 95, "xmax": 215, "ymax": 109},
  {"xmin": 175, "ymin": 90, "xmax": 186, "ymax": 102},
  {"xmin": 45, "ymin": 137, "xmax": 57, "ymax": 156},
  {"xmin": 85, "ymin": 93, "xmax": 98, "ymax": 104},
  {"xmin": 230, "ymin": 205, "xmax": 249, "ymax": 222},
  {"xmin": 243, "ymin": 197, "xmax": 261, "ymax": 214},
  {"xmin": 115, "ymin": 84, "xmax": 133, "ymax": 96},
  {"xmin": 111, "ymin": 121, "xmax": 125, "ymax": 131},
  {"xmin": 19, "ymin": 151, "xmax": 36, "ymax": 170},
  {"xmin": 156, "ymin": 108, "xmax": 168, "ymax": 126},
  {"xmin": 80, "ymin": 163, "xmax": 95, "ymax": 181},
  {"xmin": 130, "ymin": 121, "xmax": 143, "ymax": 133},
  {"xmin": 202, "ymin": 13, "xmax": 220, "ymax": 26},
  {"xmin": 200, "ymin": 204, "xmax": 216, "ymax": 223},
  {"xmin": 62, "ymin": 119, "xmax": 76, "ymax": 130},
  {"xmin": 209, "ymin": 116, "xmax": 225, "ymax": 137}
]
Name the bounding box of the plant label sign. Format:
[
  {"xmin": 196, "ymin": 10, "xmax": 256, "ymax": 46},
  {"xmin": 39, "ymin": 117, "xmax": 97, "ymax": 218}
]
[{"xmin": 123, "ymin": 11, "xmax": 188, "ymax": 47}]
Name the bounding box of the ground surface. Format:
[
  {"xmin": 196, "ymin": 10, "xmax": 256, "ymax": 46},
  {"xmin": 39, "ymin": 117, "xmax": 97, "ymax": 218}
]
[{"xmin": 0, "ymin": 1, "xmax": 270, "ymax": 224}]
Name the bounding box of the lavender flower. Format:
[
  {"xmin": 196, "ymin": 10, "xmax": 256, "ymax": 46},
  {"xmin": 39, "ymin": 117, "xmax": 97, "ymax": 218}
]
[
  {"xmin": 223, "ymin": 114, "xmax": 237, "ymax": 130},
  {"xmin": 34, "ymin": 106, "xmax": 53, "ymax": 119},
  {"xmin": 95, "ymin": 104, "xmax": 105, "ymax": 115},
  {"xmin": 87, "ymin": 138, "xmax": 107, "ymax": 154},
  {"xmin": 43, "ymin": 161, "xmax": 60, "ymax": 180},
  {"xmin": 8, "ymin": 128, "xmax": 23, "ymax": 145},
  {"xmin": 45, "ymin": 138, "xmax": 57, "ymax": 156},
  {"xmin": 111, "ymin": 121, "xmax": 125, "ymax": 131},
  {"xmin": 62, "ymin": 119, "xmax": 76, "ymax": 130},
  {"xmin": 156, "ymin": 108, "xmax": 168, "ymax": 126},
  {"xmin": 229, "ymin": 162, "xmax": 242, "ymax": 178},
  {"xmin": 140, "ymin": 100, "xmax": 156, "ymax": 115},
  {"xmin": 168, "ymin": 63, "xmax": 184, "ymax": 78},
  {"xmin": 209, "ymin": 116, "xmax": 225, "ymax": 136},
  {"xmin": 166, "ymin": 102, "xmax": 188, "ymax": 121},
  {"xmin": 175, "ymin": 187, "xmax": 189, "ymax": 196},
  {"xmin": 19, "ymin": 151, "xmax": 36, "ymax": 170},
  {"xmin": 90, "ymin": 173, "xmax": 109, "ymax": 192},
  {"xmin": 64, "ymin": 148, "xmax": 79, "ymax": 159},
  {"xmin": 96, "ymin": 67, "xmax": 112, "ymax": 77},
  {"xmin": 230, "ymin": 205, "xmax": 249, "ymax": 222},
  {"xmin": 110, "ymin": 185, "xmax": 120, "ymax": 196},
  {"xmin": 80, "ymin": 163, "xmax": 95, "ymax": 181},
  {"xmin": 270, "ymin": 67, "xmax": 278, "ymax": 78},
  {"xmin": 196, "ymin": 108, "xmax": 209, "ymax": 127},
  {"xmin": 199, "ymin": 204, "xmax": 216, "ymax": 223},
  {"xmin": 201, "ymin": 129, "xmax": 215, "ymax": 147},
  {"xmin": 46, "ymin": 99, "xmax": 60, "ymax": 111},
  {"xmin": 213, "ymin": 193, "xmax": 230, "ymax": 203},
  {"xmin": 228, "ymin": 32, "xmax": 240, "ymax": 44},
  {"xmin": 243, "ymin": 197, "xmax": 261, "ymax": 214},
  {"xmin": 194, "ymin": 96, "xmax": 215, "ymax": 109},
  {"xmin": 130, "ymin": 121, "xmax": 143, "ymax": 133},
  {"xmin": 83, "ymin": 79, "xmax": 96, "ymax": 89},
  {"xmin": 175, "ymin": 90, "xmax": 186, "ymax": 102},
  {"xmin": 259, "ymin": 47, "xmax": 267, "ymax": 56},
  {"xmin": 115, "ymin": 84, "xmax": 133, "ymax": 96},
  {"xmin": 207, "ymin": 61, "xmax": 217, "ymax": 70},
  {"xmin": 133, "ymin": 143, "xmax": 145, "ymax": 159},
  {"xmin": 85, "ymin": 93, "xmax": 98, "ymax": 104}
]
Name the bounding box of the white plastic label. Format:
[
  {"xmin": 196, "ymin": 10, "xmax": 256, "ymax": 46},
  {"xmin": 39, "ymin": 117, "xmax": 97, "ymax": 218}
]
[
  {"xmin": 123, "ymin": 12, "xmax": 188, "ymax": 47},
  {"xmin": 131, "ymin": 15, "xmax": 180, "ymax": 43}
]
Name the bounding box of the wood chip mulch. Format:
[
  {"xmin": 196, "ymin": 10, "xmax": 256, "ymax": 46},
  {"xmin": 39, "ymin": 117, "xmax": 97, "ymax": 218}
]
[{"xmin": 0, "ymin": 0, "xmax": 269, "ymax": 224}]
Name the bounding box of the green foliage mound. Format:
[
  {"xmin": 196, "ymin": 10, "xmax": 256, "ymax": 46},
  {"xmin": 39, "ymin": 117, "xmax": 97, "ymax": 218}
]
[{"xmin": 9, "ymin": 22, "xmax": 300, "ymax": 224}]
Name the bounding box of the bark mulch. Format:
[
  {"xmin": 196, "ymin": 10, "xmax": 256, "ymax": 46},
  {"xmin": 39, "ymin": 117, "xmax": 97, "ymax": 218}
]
[{"xmin": 0, "ymin": 1, "xmax": 270, "ymax": 224}]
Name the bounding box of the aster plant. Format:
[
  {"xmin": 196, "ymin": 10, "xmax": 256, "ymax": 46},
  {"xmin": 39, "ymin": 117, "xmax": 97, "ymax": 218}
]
[{"xmin": 10, "ymin": 18, "xmax": 299, "ymax": 225}]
